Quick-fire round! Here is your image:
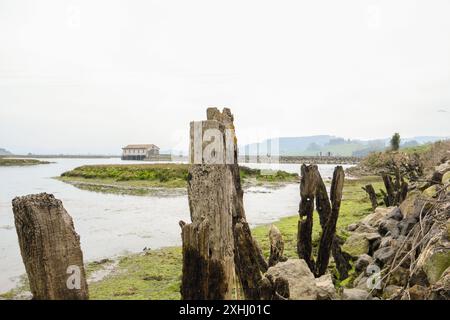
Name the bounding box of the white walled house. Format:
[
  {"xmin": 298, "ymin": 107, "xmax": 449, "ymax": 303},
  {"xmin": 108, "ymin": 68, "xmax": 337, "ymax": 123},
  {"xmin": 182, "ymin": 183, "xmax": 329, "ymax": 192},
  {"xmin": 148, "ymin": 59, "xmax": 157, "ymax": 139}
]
[{"xmin": 121, "ymin": 144, "xmax": 160, "ymax": 160}]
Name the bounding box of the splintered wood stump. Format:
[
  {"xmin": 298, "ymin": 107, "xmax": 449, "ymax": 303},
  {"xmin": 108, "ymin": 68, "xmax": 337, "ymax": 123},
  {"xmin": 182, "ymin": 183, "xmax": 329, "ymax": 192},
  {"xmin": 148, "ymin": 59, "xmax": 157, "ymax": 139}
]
[
  {"xmin": 180, "ymin": 220, "xmax": 210, "ymax": 299},
  {"xmin": 12, "ymin": 193, "xmax": 88, "ymax": 300},
  {"xmin": 186, "ymin": 164, "xmax": 236, "ymax": 299},
  {"xmin": 382, "ymin": 173, "xmax": 395, "ymax": 206},
  {"xmin": 297, "ymin": 164, "xmax": 318, "ymax": 271},
  {"xmin": 268, "ymin": 225, "xmax": 284, "ymax": 267},
  {"xmin": 362, "ymin": 184, "xmax": 378, "ymax": 210},
  {"xmin": 234, "ymin": 222, "xmax": 266, "ymax": 299},
  {"xmin": 303, "ymin": 166, "xmax": 351, "ymax": 278},
  {"xmin": 315, "ymin": 166, "xmax": 344, "ymax": 277},
  {"xmin": 182, "ymin": 107, "xmax": 265, "ymax": 300},
  {"xmin": 331, "ymin": 236, "xmax": 352, "ymax": 280}
]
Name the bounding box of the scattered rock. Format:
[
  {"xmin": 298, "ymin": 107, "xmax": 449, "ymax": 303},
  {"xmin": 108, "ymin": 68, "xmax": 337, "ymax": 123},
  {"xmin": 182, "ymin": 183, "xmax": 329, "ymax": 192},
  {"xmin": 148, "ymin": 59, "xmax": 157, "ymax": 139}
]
[
  {"xmin": 373, "ymin": 246, "xmax": 396, "ymax": 267},
  {"xmin": 398, "ymin": 218, "xmax": 417, "ymax": 236},
  {"xmin": 435, "ymin": 160, "xmax": 450, "ymax": 175},
  {"xmin": 430, "ymin": 266, "xmax": 450, "ymax": 300},
  {"xmin": 388, "ymin": 267, "xmax": 409, "ymax": 287},
  {"xmin": 355, "ymin": 254, "xmax": 373, "ymax": 273},
  {"xmin": 383, "ymin": 285, "xmax": 402, "ymax": 299},
  {"xmin": 379, "ymin": 236, "xmax": 397, "ymax": 248},
  {"xmin": 353, "ymin": 273, "xmax": 369, "ymax": 290},
  {"xmin": 341, "ymin": 288, "xmax": 371, "ymax": 300},
  {"xmin": 412, "ymin": 225, "xmax": 450, "ymax": 285},
  {"xmin": 423, "ymin": 185, "xmax": 439, "ymax": 198},
  {"xmin": 399, "ymin": 192, "xmax": 420, "ymax": 219},
  {"xmin": 347, "ymin": 223, "xmax": 358, "ymax": 232},
  {"xmin": 386, "ymin": 207, "xmax": 403, "ymax": 221},
  {"xmin": 442, "ymin": 171, "xmax": 450, "ymax": 184},
  {"xmin": 354, "ymin": 223, "xmax": 377, "ymax": 234},
  {"xmin": 360, "ymin": 207, "xmax": 395, "ymax": 228},
  {"xmin": 342, "ymin": 233, "xmax": 370, "ymax": 257},
  {"xmin": 315, "ymin": 274, "xmax": 337, "ymax": 300},
  {"xmin": 407, "ymin": 285, "xmax": 429, "ymax": 300},
  {"xmin": 378, "ymin": 219, "xmax": 400, "ymax": 238}
]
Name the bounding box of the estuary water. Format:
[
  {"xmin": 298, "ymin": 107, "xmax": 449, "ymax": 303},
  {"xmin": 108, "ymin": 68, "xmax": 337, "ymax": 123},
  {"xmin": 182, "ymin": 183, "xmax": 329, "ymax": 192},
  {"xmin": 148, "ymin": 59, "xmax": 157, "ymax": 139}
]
[{"xmin": 0, "ymin": 158, "xmax": 353, "ymax": 292}]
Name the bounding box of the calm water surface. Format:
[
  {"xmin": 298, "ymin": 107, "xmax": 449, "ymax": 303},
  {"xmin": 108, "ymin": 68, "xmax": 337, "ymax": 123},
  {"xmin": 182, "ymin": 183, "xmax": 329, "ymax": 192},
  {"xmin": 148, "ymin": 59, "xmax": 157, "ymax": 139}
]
[{"xmin": 0, "ymin": 158, "xmax": 352, "ymax": 292}]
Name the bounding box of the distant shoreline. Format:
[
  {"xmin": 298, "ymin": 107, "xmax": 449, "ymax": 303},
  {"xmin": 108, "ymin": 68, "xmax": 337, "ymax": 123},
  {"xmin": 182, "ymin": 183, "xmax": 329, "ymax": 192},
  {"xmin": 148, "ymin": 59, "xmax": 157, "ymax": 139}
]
[
  {"xmin": 0, "ymin": 158, "xmax": 51, "ymax": 166},
  {"xmin": 1, "ymin": 154, "xmax": 360, "ymax": 164}
]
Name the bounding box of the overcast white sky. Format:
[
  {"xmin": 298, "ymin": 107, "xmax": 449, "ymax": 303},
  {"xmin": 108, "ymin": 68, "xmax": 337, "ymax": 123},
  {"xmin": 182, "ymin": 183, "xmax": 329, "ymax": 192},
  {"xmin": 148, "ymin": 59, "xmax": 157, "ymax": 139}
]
[{"xmin": 0, "ymin": 0, "xmax": 449, "ymax": 154}]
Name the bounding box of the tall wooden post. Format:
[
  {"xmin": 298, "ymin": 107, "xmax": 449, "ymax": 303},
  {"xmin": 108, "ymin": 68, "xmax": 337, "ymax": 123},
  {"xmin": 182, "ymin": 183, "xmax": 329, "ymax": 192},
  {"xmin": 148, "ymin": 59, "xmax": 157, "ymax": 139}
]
[
  {"xmin": 181, "ymin": 107, "xmax": 266, "ymax": 300},
  {"xmin": 297, "ymin": 164, "xmax": 318, "ymax": 271},
  {"xmin": 12, "ymin": 193, "xmax": 89, "ymax": 300}
]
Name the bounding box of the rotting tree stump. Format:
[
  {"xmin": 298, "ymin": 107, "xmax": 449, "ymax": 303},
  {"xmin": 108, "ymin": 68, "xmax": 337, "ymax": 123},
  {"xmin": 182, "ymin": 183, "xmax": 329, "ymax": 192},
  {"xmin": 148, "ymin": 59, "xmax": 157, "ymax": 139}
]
[
  {"xmin": 12, "ymin": 193, "xmax": 88, "ymax": 300},
  {"xmin": 181, "ymin": 107, "xmax": 266, "ymax": 300}
]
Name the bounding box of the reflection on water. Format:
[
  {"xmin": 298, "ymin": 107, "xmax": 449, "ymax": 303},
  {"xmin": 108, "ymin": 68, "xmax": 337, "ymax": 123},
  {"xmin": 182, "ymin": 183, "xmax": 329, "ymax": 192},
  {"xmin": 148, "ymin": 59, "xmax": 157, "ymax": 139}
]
[{"xmin": 0, "ymin": 158, "xmax": 352, "ymax": 292}]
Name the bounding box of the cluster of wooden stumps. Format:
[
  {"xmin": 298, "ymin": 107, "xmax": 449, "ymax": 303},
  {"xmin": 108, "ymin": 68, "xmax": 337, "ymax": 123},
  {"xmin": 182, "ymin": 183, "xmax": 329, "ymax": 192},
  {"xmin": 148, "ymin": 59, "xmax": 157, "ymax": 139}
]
[
  {"xmin": 362, "ymin": 167, "xmax": 409, "ymax": 210},
  {"xmin": 180, "ymin": 108, "xmax": 351, "ymax": 300}
]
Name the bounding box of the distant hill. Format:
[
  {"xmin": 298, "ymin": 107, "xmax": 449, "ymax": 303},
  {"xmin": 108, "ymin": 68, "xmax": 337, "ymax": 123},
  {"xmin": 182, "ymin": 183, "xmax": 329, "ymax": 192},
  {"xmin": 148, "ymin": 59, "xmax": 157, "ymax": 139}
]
[
  {"xmin": 0, "ymin": 148, "xmax": 12, "ymax": 156},
  {"xmin": 241, "ymin": 136, "xmax": 449, "ymax": 157}
]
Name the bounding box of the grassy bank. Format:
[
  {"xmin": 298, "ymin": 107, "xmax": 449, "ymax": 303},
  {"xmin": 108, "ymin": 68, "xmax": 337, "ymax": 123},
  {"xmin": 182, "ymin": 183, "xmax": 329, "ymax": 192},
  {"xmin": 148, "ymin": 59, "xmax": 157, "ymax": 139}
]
[
  {"xmin": 0, "ymin": 158, "xmax": 51, "ymax": 166},
  {"xmin": 85, "ymin": 175, "xmax": 382, "ymax": 300},
  {"xmin": 57, "ymin": 164, "xmax": 299, "ymax": 195}
]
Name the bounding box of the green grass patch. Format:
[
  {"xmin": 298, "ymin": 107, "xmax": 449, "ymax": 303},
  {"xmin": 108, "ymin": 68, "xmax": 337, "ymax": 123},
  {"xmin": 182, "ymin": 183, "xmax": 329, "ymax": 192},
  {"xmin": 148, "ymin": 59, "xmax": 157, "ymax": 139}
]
[
  {"xmin": 88, "ymin": 247, "xmax": 182, "ymax": 300},
  {"xmin": 58, "ymin": 164, "xmax": 299, "ymax": 195},
  {"xmin": 0, "ymin": 158, "xmax": 50, "ymax": 166}
]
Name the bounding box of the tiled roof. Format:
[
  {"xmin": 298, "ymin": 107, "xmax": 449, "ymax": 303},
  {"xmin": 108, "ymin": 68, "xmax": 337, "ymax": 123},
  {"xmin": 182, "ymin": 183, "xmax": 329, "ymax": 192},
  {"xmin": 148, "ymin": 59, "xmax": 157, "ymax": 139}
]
[{"xmin": 122, "ymin": 144, "xmax": 159, "ymax": 149}]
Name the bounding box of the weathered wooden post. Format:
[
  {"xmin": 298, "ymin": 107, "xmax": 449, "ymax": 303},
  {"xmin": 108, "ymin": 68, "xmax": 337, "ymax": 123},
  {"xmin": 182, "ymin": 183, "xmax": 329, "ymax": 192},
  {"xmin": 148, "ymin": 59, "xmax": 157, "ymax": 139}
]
[
  {"xmin": 298, "ymin": 165, "xmax": 350, "ymax": 278},
  {"xmin": 181, "ymin": 107, "xmax": 266, "ymax": 300},
  {"xmin": 315, "ymin": 166, "xmax": 344, "ymax": 276},
  {"xmin": 297, "ymin": 164, "xmax": 318, "ymax": 271},
  {"xmin": 362, "ymin": 184, "xmax": 378, "ymax": 210},
  {"xmin": 12, "ymin": 193, "xmax": 89, "ymax": 300},
  {"xmin": 268, "ymin": 225, "xmax": 285, "ymax": 267}
]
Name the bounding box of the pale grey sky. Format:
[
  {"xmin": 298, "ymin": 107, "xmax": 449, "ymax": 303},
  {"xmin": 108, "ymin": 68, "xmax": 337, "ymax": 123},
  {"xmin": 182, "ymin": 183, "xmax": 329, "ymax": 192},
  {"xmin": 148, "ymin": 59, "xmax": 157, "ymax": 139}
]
[{"xmin": 0, "ymin": 0, "xmax": 449, "ymax": 154}]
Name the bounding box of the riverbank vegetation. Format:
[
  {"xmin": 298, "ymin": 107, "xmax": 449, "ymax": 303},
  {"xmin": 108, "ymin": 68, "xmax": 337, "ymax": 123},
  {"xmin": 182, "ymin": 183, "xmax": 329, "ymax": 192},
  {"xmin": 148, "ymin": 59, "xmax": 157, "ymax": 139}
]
[
  {"xmin": 346, "ymin": 140, "xmax": 450, "ymax": 177},
  {"xmin": 57, "ymin": 164, "xmax": 299, "ymax": 195},
  {"xmin": 0, "ymin": 158, "xmax": 51, "ymax": 166}
]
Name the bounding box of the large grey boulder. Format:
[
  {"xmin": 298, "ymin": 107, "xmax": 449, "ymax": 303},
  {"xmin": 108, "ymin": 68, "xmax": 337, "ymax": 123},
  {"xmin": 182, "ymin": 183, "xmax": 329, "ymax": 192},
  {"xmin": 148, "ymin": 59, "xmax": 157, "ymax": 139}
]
[{"xmin": 265, "ymin": 259, "xmax": 337, "ymax": 300}]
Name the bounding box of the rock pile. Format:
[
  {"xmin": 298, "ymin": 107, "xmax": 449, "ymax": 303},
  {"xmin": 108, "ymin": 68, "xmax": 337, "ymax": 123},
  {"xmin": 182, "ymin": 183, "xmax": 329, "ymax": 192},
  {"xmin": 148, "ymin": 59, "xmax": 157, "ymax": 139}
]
[{"xmin": 341, "ymin": 159, "xmax": 450, "ymax": 300}]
